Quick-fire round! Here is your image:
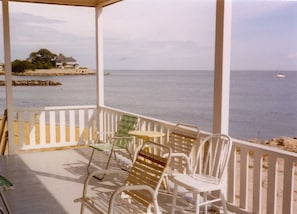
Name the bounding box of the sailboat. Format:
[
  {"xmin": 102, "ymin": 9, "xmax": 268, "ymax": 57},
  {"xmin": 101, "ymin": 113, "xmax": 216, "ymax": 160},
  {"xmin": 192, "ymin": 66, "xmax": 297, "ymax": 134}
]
[{"xmin": 276, "ymin": 72, "xmax": 285, "ymax": 78}]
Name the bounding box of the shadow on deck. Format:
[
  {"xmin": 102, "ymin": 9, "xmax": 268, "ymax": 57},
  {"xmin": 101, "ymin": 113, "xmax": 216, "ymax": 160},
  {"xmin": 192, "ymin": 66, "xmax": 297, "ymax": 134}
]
[{"xmin": 0, "ymin": 148, "xmax": 177, "ymax": 214}]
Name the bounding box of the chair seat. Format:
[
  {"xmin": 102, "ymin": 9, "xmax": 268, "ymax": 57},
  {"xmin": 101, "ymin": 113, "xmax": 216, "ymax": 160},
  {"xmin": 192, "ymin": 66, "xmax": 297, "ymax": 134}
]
[
  {"xmin": 0, "ymin": 175, "xmax": 14, "ymax": 191},
  {"xmin": 171, "ymin": 174, "xmax": 223, "ymax": 193},
  {"xmin": 89, "ymin": 143, "xmax": 123, "ymax": 151}
]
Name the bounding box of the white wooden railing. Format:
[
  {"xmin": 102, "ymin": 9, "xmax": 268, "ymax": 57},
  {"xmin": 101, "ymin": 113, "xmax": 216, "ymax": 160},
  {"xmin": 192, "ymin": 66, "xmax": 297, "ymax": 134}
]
[
  {"xmin": 11, "ymin": 105, "xmax": 297, "ymax": 213},
  {"xmin": 13, "ymin": 105, "xmax": 97, "ymax": 150},
  {"xmin": 227, "ymin": 140, "xmax": 297, "ymax": 214}
]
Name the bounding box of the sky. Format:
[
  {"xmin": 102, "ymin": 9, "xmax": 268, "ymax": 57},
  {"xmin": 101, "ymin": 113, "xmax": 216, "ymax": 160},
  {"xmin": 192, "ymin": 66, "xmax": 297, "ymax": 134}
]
[{"xmin": 0, "ymin": 0, "xmax": 296, "ymax": 71}]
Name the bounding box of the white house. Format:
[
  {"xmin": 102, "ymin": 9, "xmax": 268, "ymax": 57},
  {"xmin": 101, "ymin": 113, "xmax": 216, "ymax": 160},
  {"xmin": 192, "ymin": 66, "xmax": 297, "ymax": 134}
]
[{"xmin": 55, "ymin": 55, "xmax": 79, "ymax": 69}]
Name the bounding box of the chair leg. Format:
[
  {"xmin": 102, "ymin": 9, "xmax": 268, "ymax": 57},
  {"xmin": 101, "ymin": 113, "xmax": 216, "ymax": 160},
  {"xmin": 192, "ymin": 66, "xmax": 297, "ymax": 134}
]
[
  {"xmin": 87, "ymin": 148, "xmax": 110, "ymax": 180},
  {"xmin": 86, "ymin": 149, "xmax": 95, "ymax": 175},
  {"xmin": 170, "ymin": 183, "xmax": 178, "ymax": 214},
  {"xmin": 220, "ymin": 192, "xmax": 228, "ymax": 214},
  {"xmin": 0, "ymin": 192, "xmax": 11, "ymax": 214},
  {"xmin": 195, "ymin": 192, "xmax": 200, "ymax": 214},
  {"xmin": 80, "ymin": 203, "xmax": 84, "ymax": 214},
  {"xmin": 203, "ymin": 192, "xmax": 207, "ymax": 214}
]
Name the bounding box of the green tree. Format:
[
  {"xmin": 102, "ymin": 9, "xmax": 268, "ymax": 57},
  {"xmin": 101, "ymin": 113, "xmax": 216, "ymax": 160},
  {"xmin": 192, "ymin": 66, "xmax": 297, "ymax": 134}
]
[
  {"xmin": 28, "ymin": 48, "xmax": 57, "ymax": 69},
  {"xmin": 12, "ymin": 59, "xmax": 35, "ymax": 73}
]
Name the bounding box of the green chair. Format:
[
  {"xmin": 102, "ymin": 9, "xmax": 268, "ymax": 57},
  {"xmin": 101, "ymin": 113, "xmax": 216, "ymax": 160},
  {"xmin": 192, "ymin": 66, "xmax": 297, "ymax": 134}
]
[
  {"xmin": 0, "ymin": 175, "xmax": 14, "ymax": 214},
  {"xmin": 87, "ymin": 114, "xmax": 139, "ymax": 179}
]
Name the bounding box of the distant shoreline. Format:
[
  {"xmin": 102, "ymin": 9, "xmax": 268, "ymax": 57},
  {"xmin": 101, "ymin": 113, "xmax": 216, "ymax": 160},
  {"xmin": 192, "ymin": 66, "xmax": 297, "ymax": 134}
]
[{"xmin": 0, "ymin": 68, "xmax": 96, "ymax": 76}]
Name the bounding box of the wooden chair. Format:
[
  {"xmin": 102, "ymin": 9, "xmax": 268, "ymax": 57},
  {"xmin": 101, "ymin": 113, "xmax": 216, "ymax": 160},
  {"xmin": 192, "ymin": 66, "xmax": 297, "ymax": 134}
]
[
  {"xmin": 76, "ymin": 141, "xmax": 172, "ymax": 214},
  {"xmin": 170, "ymin": 133, "xmax": 232, "ymax": 214},
  {"xmin": 87, "ymin": 114, "xmax": 138, "ymax": 179}
]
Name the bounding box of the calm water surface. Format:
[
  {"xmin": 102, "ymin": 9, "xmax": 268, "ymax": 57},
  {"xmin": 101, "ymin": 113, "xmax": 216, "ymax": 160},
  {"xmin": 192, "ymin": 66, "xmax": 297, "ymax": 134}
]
[{"xmin": 0, "ymin": 70, "xmax": 296, "ymax": 140}]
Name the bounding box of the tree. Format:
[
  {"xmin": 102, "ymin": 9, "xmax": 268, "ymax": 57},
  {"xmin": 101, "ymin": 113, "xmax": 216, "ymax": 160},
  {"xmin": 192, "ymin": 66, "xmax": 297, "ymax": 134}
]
[
  {"xmin": 28, "ymin": 48, "xmax": 57, "ymax": 69},
  {"xmin": 12, "ymin": 59, "xmax": 35, "ymax": 73}
]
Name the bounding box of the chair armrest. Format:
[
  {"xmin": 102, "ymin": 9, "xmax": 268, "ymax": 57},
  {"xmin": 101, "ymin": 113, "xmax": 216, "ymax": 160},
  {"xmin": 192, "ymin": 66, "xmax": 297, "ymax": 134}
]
[{"xmin": 170, "ymin": 152, "xmax": 193, "ymax": 173}]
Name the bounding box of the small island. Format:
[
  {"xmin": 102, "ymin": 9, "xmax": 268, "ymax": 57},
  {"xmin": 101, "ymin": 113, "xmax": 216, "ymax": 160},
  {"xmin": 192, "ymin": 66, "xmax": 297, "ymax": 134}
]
[{"xmin": 0, "ymin": 48, "xmax": 96, "ymax": 86}]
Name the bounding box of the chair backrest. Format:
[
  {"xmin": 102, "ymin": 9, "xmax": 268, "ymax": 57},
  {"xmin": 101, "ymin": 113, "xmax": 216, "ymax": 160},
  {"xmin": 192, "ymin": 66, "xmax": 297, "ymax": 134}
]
[
  {"xmin": 114, "ymin": 114, "xmax": 138, "ymax": 148},
  {"xmin": 123, "ymin": 141, "xmax": 172, "ymax": 209},
  {"xmin": 193, "ymin": 133, "xmax": 232, "ymax": 184},
  {"xmin": 166, "ymin": 123, "xmax": 200, "ymax": 173}
]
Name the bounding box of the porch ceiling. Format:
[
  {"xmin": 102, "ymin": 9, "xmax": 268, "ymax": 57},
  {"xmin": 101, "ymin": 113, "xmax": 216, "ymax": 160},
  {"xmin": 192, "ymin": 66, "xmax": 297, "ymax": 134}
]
[{"xmin": 8, "ymin": 0, "xmax": 122, "ymax": 7}]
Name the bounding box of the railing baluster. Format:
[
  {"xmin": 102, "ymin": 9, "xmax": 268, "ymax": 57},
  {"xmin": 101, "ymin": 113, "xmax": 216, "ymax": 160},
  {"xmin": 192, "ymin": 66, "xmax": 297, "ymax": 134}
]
[
  {"xmin": 18, "ymin": 111, "xmax": 25, "ymax": 148},
  {"xmin": 240, "ymin": 149, "xmax": 249, "ymax": 209},
  {"xmin": 49, "ymin": 111, "xmax": 56, "ymax": 145},
  {"xmin": 87, "ymin": 108, "xmax": 95, "ymax": 143},
  {"xmin": 29, "ymin": 112, "xmax": 35, "ymax": 146},
  {"xmin": 39, "ymin": 111, "xmax": 46, "ymax": 145},
  {"xmin": 282, "ymin": 160, "xmax": 294, "ymax": 214},
  {"xmin": 253, "ymin": 151, "xmax": 263, "ymax": 214},
  {"xmin": 69, "ymin": 110, "xmax": 75, "ymax": 143},
  {"xmin": 78, "ymin": 109, "xmax": 85, "ymax": 143},
  {"xmin": 59, "ymin": 110, "xmax": 66, "ymax": 143},
  {"xmin": 227, "ymin": 147, "xmax": 236, "ymax": 204},
  {"xmin": 266, "ymin": 155, "xmax": 278, "ymax": 214}
]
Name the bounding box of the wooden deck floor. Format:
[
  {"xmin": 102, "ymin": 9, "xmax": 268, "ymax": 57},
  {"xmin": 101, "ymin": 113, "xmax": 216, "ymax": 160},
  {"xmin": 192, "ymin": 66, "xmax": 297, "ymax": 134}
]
[{"xmin": 0, "ymin": 148, "xmax": 176, "ymax": 214}]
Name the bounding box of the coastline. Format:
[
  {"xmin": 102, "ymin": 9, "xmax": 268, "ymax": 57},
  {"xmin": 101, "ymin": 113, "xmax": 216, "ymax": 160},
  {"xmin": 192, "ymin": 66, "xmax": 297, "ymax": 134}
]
[{"xmin": 0, "ymin": 68, "xmax": 96, "ymax": 76}]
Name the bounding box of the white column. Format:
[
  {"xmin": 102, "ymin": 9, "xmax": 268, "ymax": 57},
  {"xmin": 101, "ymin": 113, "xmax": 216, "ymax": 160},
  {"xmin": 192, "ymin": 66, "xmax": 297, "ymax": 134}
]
[
  {"xmin": 95, "ymin": 5, "xmax": 104, "ymax": 138},
  {"xmin": 2, "ymin": 0, "xmax": 14, "ymax": 154},
  {"xmin": 213, "ymin": 0, "xmax": 232, "ymax": 135},
  {"xmin": 95, "ymin": 5, "xmax": 104, "ymax": 107}
]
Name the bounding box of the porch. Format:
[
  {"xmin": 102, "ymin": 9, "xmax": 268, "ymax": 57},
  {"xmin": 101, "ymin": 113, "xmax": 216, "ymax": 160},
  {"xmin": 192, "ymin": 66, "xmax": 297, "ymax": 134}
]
[{"xmin": 1, "ymin": 106, "xmax": 296, "ymax": 213}]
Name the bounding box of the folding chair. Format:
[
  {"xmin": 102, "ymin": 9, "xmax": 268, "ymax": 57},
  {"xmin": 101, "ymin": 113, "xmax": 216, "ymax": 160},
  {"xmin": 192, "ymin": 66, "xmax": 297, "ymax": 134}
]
[
  {"xmin": 76, "ymin": 141, "xmax": 172, "ymax": 214},
  {"xmin": 0, "ymin": 175, "xmax": 14, "ymax": 214},
  {"xmin": 87, "ymin": 114, "xmax": 138, "ymax": 179}
]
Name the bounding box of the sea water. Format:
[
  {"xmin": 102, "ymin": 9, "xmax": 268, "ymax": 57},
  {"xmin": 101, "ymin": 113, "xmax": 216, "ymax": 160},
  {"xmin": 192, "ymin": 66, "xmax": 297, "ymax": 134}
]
[{"xmin": 0, "ymin": 70, "xmax": 296, "ymax": 140}]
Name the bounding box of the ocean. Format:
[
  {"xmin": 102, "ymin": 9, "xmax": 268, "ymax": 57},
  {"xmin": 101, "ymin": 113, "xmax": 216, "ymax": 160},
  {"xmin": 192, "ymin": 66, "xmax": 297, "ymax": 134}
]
[{"xmin": 0, "ymin": 69, "xmax": 296, "ymax": 141}]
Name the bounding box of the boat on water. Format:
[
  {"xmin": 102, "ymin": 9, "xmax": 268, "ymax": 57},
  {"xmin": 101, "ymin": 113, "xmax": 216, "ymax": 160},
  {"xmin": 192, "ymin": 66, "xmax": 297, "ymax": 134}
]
[{"xmin": 276, "ymin": 73, "xmax": 285, "ymax": 78}]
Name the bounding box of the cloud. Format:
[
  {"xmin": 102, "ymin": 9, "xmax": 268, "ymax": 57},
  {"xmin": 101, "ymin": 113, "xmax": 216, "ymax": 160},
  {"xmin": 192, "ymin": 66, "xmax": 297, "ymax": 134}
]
[
  {"xmin": 0, "ymin": 4, "xmax": 96, "ymax": 67},
  {"xmin": 0, "ymin": 0, "xmax": 295, "ymax": 70}
]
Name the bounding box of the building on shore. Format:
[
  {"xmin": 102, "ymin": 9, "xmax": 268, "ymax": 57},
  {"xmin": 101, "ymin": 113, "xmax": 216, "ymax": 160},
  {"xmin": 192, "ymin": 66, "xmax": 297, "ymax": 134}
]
[{"xmin": 55, "ymin": 55, "xmax": 79, "ymax": 69}]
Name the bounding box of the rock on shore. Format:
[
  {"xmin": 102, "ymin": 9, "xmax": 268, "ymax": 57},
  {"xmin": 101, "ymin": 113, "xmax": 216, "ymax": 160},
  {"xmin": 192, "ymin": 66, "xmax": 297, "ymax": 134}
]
[
  {"xmin": 250, "ymin": 136, "xmax": 297, "ymax": 153},
  {"xmin": 14, "ymin": 68, "xmax": 95, "ymax": 76},
  {"xmin": 0, "ymin": 80, "xmax": 61, "ymax": 86}
]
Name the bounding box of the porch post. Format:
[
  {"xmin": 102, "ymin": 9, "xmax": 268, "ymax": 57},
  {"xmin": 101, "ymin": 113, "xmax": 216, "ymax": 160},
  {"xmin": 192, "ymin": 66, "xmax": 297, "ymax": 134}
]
[
  {"xmin": 95, "ymin": 5, "xmax": 104, "ymax": 138},
  {"xmin": 95, "ymin": 5, "xmax": 104, "ymax": 107},
  {"xmin": 2, "ymin": 0, "xmax": 14, "ymax": 154},
  {"xmin": 212, "ymin": 0, "xmax": 232, "ymax": 135}
]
